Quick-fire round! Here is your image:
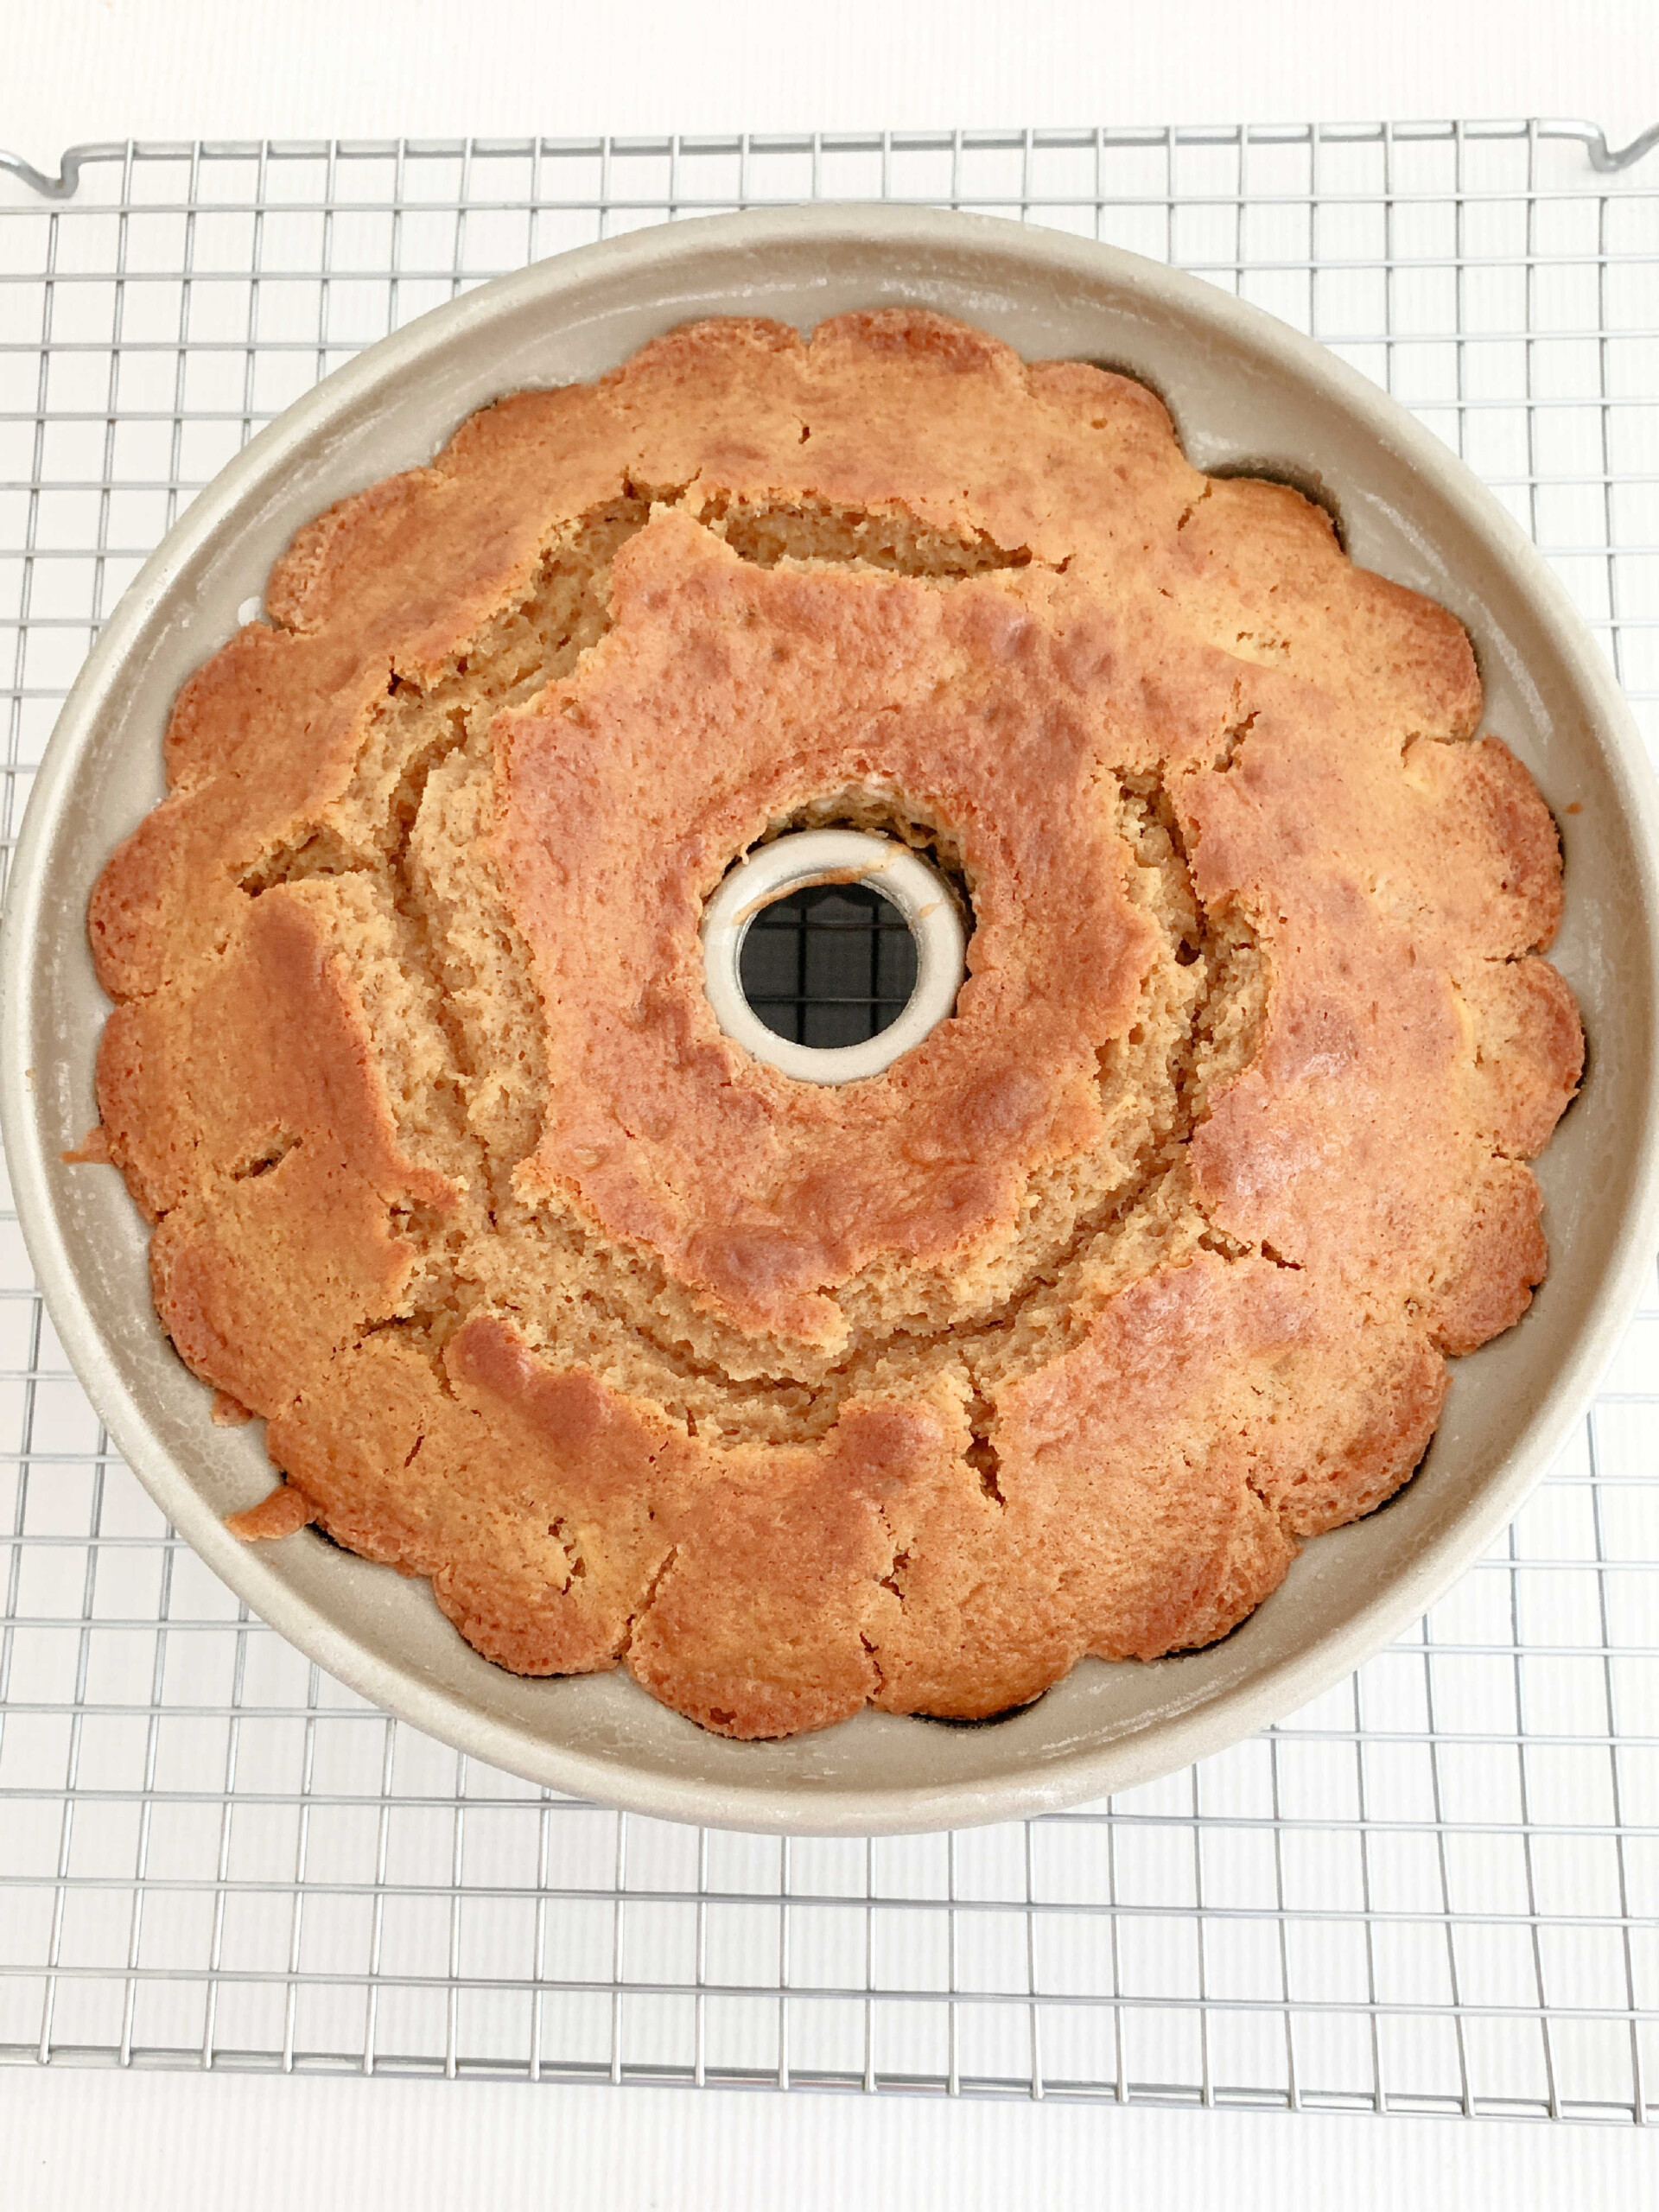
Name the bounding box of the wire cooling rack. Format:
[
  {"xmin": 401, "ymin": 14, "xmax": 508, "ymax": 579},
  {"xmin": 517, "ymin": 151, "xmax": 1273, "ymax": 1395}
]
[
  {"xmin": 2, "ymin": 122, "xmax": 1658, "ymax": 2123},
  {"xmin": 741, "ymin": 883, "xmax": 922, "ymax": 1050}
]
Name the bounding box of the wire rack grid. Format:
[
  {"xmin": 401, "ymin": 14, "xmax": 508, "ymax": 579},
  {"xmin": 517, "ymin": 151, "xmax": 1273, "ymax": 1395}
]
[{"xmin": 1, "ymin": 122, "xmax": 1657, "ymax": 2123}]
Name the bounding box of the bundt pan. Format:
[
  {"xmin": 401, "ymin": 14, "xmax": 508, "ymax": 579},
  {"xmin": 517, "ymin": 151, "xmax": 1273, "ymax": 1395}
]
[{"xmin": 4, "ymin": 206, "xmax": 1657, "ymax": 1834}]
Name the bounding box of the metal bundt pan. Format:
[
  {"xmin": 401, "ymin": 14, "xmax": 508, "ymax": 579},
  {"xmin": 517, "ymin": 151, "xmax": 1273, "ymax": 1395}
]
[{"xmin": 5, "ymin": 206, "xmax": 1658, "ymax": 1834}]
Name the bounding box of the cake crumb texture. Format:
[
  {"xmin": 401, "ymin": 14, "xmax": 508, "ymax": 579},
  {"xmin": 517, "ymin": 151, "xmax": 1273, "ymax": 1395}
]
[{"xmin": 88, "ymin": 310, "xmax": 1582, "ymax": 1738}]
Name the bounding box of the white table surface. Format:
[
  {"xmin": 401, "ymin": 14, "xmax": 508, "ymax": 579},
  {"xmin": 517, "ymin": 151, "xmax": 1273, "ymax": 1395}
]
[
  {"xmin": 3, "ymin": 2, "xmax": 1658, "ymax": 2202},
  {"xmin": 3, "ymin": 0, "xmax": 1657, "ymax": 168}
]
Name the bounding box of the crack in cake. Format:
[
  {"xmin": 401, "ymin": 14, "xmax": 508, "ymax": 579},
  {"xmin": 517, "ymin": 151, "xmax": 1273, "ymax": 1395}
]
[{"xmin": 85, "ymin": 309, "xmax": 1584, "ymax": 1738}]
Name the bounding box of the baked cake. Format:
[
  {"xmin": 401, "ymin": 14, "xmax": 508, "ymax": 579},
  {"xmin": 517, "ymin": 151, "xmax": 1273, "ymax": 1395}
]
[{"xmin": 86, "ymin": 310, "xmax": 1583, "ymax": 1737}]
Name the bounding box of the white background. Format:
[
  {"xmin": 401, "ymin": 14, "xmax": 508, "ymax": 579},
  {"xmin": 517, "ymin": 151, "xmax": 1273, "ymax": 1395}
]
[
  {"xmin": 1, "ymin": 0, "xmax": 1657, "ymax": 168},
  {"xmin": 3, "ymin": 1, "xmax": 1659, "ymax": 2203}
]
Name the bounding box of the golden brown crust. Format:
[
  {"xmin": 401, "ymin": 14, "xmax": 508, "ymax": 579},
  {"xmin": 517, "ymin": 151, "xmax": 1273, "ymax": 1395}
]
[
  {"xmin": 226, "ymin": 1483, "xmax": 313, "ymax": 1539},
  {"xmin": 493, "ymin": 512, "xmax": 1156, "ymax": 1342},
  {"xmin": 86, "ymin": 308, "xmax": 1583, "ymax": 1738}
]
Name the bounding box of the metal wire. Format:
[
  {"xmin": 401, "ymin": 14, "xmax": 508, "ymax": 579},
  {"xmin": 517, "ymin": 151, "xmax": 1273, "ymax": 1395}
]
[
  {"xmin": 740, "ymin": 884, "xmax": 920, "ymax": 1049},
  {"xmin": 1, "ymin": 122, "xmax": 1657, "ymax": 2120}
]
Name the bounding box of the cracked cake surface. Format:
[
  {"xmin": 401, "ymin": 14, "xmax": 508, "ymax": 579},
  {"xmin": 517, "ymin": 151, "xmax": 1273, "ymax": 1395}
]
[{"xmin": 86, "ymin": 308, "xmax": 1583, "ymax": 1736}]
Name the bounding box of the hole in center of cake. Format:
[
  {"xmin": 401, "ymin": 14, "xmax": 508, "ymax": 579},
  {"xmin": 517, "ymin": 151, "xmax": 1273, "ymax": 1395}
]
[
  {"xmin": 739, "ymin": 877, "xmax": 919, "ymax": 1049},
  {"xmin": 700, "ymin": 826, "xmax": 969, "ymax": 1084}
]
